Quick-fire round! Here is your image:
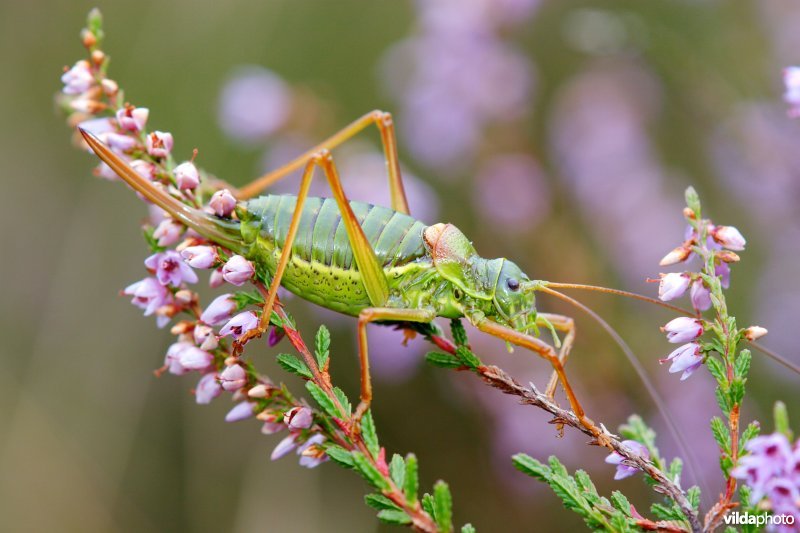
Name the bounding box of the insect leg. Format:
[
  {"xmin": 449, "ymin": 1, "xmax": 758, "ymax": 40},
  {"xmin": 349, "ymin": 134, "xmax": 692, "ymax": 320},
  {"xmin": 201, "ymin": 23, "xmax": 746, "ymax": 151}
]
[
  {"xmin": 236, "ymin": 110, "xmax": 410, "ymax": 214},
  {"xmin": 355, "ymin": 308, "xmax": 436, "ymax": 420},
  {"xmin": 538, "ymin": 313, "xmax": 576, "ymax": 399},
  {"xmin": 474, "ymin": 318, "xmax": 602, "ymax": 438}
]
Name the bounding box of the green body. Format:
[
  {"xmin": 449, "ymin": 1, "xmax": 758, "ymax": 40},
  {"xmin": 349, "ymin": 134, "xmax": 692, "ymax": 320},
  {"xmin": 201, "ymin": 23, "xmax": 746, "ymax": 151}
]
[{"xmin": 235, "ymin": 194, "xmax": 537, "ymax": 330}]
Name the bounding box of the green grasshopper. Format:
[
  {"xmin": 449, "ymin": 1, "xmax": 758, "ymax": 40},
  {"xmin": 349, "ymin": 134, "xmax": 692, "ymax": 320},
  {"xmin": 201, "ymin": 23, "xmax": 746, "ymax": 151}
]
[{"xmin": 79, "ymin": 111, "xmax": 598, "ymax": 433}]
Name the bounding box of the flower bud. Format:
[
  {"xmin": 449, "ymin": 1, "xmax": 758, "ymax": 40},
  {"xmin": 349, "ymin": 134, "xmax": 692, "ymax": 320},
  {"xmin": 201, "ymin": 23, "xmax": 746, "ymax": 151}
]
[
  {"xmin": 199, "ymin": 293, "xmax": 236, "ymax": 325},
  {"xmin": 222, "ymin": 255, "xmax": 255, "ymax": 286},
  {"xmin": 116, "ymin": 105, "xmax": 149, "ymax": 132},
  {"xmin": 743, "ymin": 326, "xmax": 768, "ymax": 341},
  {"xmin": 661, "ymin": 317, "xmax": 704, "ymax": 343},
  {"xmin": 101, "ymin": 79, "xmax": 118, "ymax": 96},
  {"xmin": 716, "ymin": 250, "xmax": 740, "ymax": 263},
  {"xmin": 711, "ymin": 225, "xmax": 746, "ymax": 251},
  {"xmin": 689, "ymin": 280, "xmax": 712, "ymax": 312},
  {"xmin": 248, "ymin": 384, "xmax": 269, "ymax": 398},
  {"xmin": 209, "ymin": 189, "xmax": 236, "ymax": 217},
  {"xmin": 219, "ymin": 364, "xmax": 248, "ymax": 391},
  {"xmin": 659, "ymin": 246, "xmax": 692, "ymax": 266},
  {"xmin": 225, "ymin": 401, "xmax": 255, "ymax": 422},
  {"xmin": 146, "ymin": 131, "xmax": 174, "ymax": 158},
  {"xmin": 153, "ymin": 218, "xmax": 184, "ymax": 247},
  {"xmin": 284, "ymin": 407, "xmax": 313, "ymax": 430},
  {"xmin": 195, "ymin": 373, "xmax": 222, "ymax": 404},
  {"xmin": 209, "ymin": 268, "xmax": 225, "ymax": 288},
  {"xmin": 268, "ymin": 326, "xmax": 286, "ymax": 347},
  {"xmin": 181, "ymin": 245, "xmax": 218, "ymax": 269},
  {"xmin": 61, "ymin": 60, "xmax": 94, "ymax": 95},
  {"xmin": 271, "ymin": 434, "xmax": 299, "ymax": 460},
  {"xmin": 658, "ymin": 273, "xmax": 690, "ymax": 302},
  {"xmin": 174, "ymin": 161, "xmax": 200, "ymax": 190}
]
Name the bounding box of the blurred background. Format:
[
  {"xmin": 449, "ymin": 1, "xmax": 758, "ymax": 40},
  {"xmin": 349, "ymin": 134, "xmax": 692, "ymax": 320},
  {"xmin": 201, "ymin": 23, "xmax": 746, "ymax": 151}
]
[{"xmin": 2, "ymin": 0, "xmax": 800, "ymax": 531}]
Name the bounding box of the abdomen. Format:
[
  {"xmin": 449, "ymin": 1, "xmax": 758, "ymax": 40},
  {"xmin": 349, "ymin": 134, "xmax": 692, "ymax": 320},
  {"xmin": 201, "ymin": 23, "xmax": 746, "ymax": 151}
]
[{"xmin": 239, "ymin": 194, "xmax": 428, "ymax": 315}]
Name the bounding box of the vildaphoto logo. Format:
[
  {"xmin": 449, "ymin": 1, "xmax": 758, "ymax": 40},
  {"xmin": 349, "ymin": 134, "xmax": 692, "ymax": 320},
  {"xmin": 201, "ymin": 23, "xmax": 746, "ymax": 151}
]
[{"xmin": 723, "ymin": 511, "xmax": 796, "ymax": 527}]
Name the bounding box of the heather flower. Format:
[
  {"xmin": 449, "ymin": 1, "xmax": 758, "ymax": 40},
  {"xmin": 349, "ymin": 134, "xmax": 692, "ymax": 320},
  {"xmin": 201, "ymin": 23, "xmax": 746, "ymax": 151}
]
[
  {"xmin": 284, "ymin": 406, "xmax": 313, "ymax": 430},
  {"xmin": 180, "ymin": 245, "xmax": 218, "ymax": 269},
  {"xmin": 658, "ymin": 272, "xmax": 690, "ymax": 301},
  {"xmin": 659, "ymin": 245, "xmax": 692, "ymax": 266},
  {"xmin": 219, "ymin": 311, "xmax": 259, "ymax": 340},
  {"xmin": 261, "ymin": 421, "xmax": 285, "ymax": 435},
  {"xmin": 268, "ymin": 326, "xmax": 285, "ymax": 347},
  {"xmin": 146, "ymin": 131, "xmax": 174, "ymax": 158},
  {"xmin": 123, "ymin": 276, "xmax": 172, "ymax": 325},
  {"xmin": 209, "ymin": 268, "xmax": 225, "ymax": 288},
  {"xmin": 152, "ymin": 218, "xmax": 184, "ymax": 247},
  {"xmin": 248, "ymin": 384, "xmax": 269, "ymax": 398},
  {"xmin": 177, "ymin": 345, "xmax": 214, "ymax": 371},
  {"xmin": 61, "ymin": 59, "xmax": 94, "ymax": 94},
  {"xmin": 661, "ymin": 317, "xmax": 703, "ymax": 344},
  {"xmin": 222, "ymin": 255, "xmax": 255, "ymax": 285},
  {"xmin": 131, "ymin": 159, "xmax": 156, "ymax": 180},
  {"xmin": 271, "ymin": 434, "xmax": 298, "ymax": 460},
  {"xmin": 174, "ymin": 161, "xmax": 200, "ymax": 190},
  {"xmin": 784, "ymin": 67, "xmax": 800, "ymax": 118},
  {"xmin": 195, "ymin": 373, "xmax": 222, "ymax": 404},
  {"xmin": 732, "ymin": 433, "xmax": 797, "ymax": 504},
  {"xmin": 102, "ymin": 132, "xmax": 137, "ymax": 153},
  {"xmin": 217, "ymin": 66, "xmax": 291, "ymax": 143},
  {"xmin": 743, "ymin": 326, "xmax": 768, "ymax": 342},
  {"xmin": 661, "ymin": 342, "xmax": 703, "ymax": 380},
  {"xmin": 225, "ymin": 401, "xmax": 255, "ymax": 422},
  {"xmin": 219, "ymin": 364, "xmax": 248, "ymax": 391},
  {"xmin": 164, "ymin": 342, "xmax": 192, "ymax": 375},
  {"xmin": 714, "ymin": 261, "xmax": 731, "ymax": 289},
  {"xmin": 115, "ymin": 105, "xmax": 149, "ymax": 132},
  {"xmin": 209, "ymin": 189, "xmax": 236, "ymax": 217},
  {"xmin": 193, "ymin": 323, "xmax": 218, "ymax": 350},
  {"xmin": 199, "ymin": 293, "xmax": 236, "ymax": 325},
  {"xmin": 145, "ymin": 250, "xmax": 198, "ymax": 286},
  {"xmin": 605, "ymin": 440, "xmax": 649, "ymax": 480},
  {"xmin": 711, "ymin": 225, "xmax": 746, "ymax": 251},
  {"xmin": 297, "ymin": 433, "xmax": 328, "ymax": 468},
  {"xmin": 689, "ymin": 280, "xmax": 712, "ymax": 312}
]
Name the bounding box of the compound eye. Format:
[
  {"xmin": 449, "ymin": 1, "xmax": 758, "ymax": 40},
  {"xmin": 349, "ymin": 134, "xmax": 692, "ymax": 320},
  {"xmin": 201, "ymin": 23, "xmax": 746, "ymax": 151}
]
[{"xmin": 506, "ymin": 278, "xmax": 520, "ymax": 291}]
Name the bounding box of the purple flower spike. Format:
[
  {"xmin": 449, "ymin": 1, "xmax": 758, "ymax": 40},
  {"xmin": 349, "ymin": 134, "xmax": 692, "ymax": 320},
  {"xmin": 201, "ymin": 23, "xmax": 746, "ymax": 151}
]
[
  {"xmin": 115, "ymin": 105, "xmax": 149, "ymax": 132},
  {"xmin": 195, "ymin": 373, "xmax": 222, "ymax": 404},
  {"xmin": 209, "ymin": 189, "xmax": 237, "ymax": 217},
  {"xmin": 219, "ymin": 311, "xmax": 259, "ymax": 340},
  {"xmin": 784, "ymin": 67, "xmax": 800, "ymax": 118},
  {"xmin": 145, "ymin": 250, "xmax": 198, "ymax": 287},
  {"xmin": 61, "ymin": 60, "xmax": 94, "ymax": 94},
  {"xmin": 153, "ymin": 219, "xmax": 184, "ymax": 247},
  {"xmin": 219, "ymin": 364, "xmax": 248, "ymax": 391},
  {"xmin": 146, "ymin": 131, "xmax": 174, "ymax": 158},
  {"xmin": 181, "ymin": 245, "xmax": 218, "ymax": 269},
  {"xmin": 222, "ymin": 255, "xmax": 255, "ymax": 286},
  {"xmin": 689, "ymin": 280, "xmax": 712, "ymax": 312},
  {"xmin": 225, "ymin": 401, "xmax": 255, "ymax": 422},
  {"xmin": 605, "ymin": 440, "xmax": 649, "ymax": 480},
  {"xmin": 711, "ymin": 225, "xmax": 746, "ymax": 251},
  {"xmin": 124, "ymin": 277, "xmax": 171, "ymax": 318},
  {"xmin": 662, "ymin": 317, "xmax": 704, "ymax": 344},
  {"xmin": 658, "ymin": 272, "xmax": 690, "ymax": 302},
  {"xmin": 284, "ymin": 407, "xmax": 313, "ymax": 430},
  {"xmin": 174, "ymin": 161, "xmax": 200, "ymax": 190},
  {"xmin": 200, "ymin": 294, "xmax": 236, "ymax": 325},
  {"xmin": 271, "ymin": 434, "xmax": 298, "ymax": 460},
  {"xmin": 661, "ymin": 342, "xmax": 703, "ymax": 380}
]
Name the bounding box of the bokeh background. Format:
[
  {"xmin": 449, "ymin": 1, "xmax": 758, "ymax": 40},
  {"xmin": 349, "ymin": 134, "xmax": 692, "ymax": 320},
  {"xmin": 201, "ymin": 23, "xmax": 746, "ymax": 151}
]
[{"xmin": 2, "ymin": 0, "xmax": 800, "ymax": 531}]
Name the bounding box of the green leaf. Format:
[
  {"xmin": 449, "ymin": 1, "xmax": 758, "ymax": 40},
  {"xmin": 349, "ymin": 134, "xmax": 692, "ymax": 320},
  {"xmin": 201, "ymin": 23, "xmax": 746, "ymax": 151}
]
[
  {"xmin": 361, "ymin": 410, "xmax": 380, "ymax": 457},
  {"xmin": 734, "ymin": 349, "xmax": 751, "ymax": 379},
  {"xmin": 511, "ymin": 454, "xmax": 549, "ymax": 481},
  {"xmin": 729, "ymin": 377, "xmax": 745, "ymax": 405},
  {"xmin": 687, "ymin": 486, "xmax": 701, "ymax": 511},
  {"xmin": 305, "ymin": 381, "xmax": 340, "ymax": 418},
  {"xmin": 684, "ymin": 187, "xmax": 701, "ymax": 217},
  {"xmin": 574, "ymin": 470, "xmax": 598, "ymax": 497},
  {"xmin": 454, "ymin": 346, "xmax": 482, "ymax": 369},
  {"xmin": 276, "ymin": 353, "xmax": 313, "ymax": 379},
  {"xmin": 650, "ymin": 502, "xmax": 685, "ymax": 522},
  {"xmin": 326, "ymin": 445, "xmax": 354, "ymax": 469},
  {"xmin": 314, "ymin": 325, "xmax": 330, "ymax": 370},
  {"xmin": 740, "ymin": 421, "xmax": 760, "ymax": 450},
  {"xmin": 774, "ymin": 401, "xmax": 793, "ymax": 441},
  {"xmin": 610, "ymin": 491, "xmax": 632, "ymax": 516},
  {"xmin": 421, "ymin": 493, "xmax": 434, "ymax": 516},
  {"xmin": 433, "ymin": 481, "xmax": 453, "ymax": 533},
  {"xmin": 404, "ymin": 454, "xmax": 419, "ymax": 504},
  {"xmin": 231, "ymin": 289, "xmax": 265, "ymax": 309},
  {"xmin": 461, "ymin": 525, "xmax": 476, "ymax": 533},
  {"xmin": 86, "ymin": 8, "xmax": 105, "ymax": 45},
  {"xmin": 710, "ymin": 417, "xmax": 731, "ymax": 453},
  {"xmin": 451, "ymin": 319, "xmax": 468, "ymax": 346},
  {"xmin": 377, "ymin": 509, "xmax": 412, "ymax": 525},
  {"xmin": 668, "ymin": 458, "xmax": 683, "ymax": 481},
  {"xmin": 389, "ymin": 454, "xmax": 405, "ymax": 487},
  {"xmin": 332, "ymin": 387, "xmax": 351, "ymax": 417},
  {"xmin": 365, "ymin": 493, "xmax": 401, "ymax": 511},
  {"xmin": 425, "ymin": 351, "xmax": 463, "ymax": 369},
  {"xmin": 351, "ymin": 451, "xmax": 390, "ymax": 490},
  {"xmin": 706, "ymin": 356, "xmax": 726, "ymax": 385},
  {"xmin": 715, "ymin": 386, "xmax": 731, "ymax": 414}
]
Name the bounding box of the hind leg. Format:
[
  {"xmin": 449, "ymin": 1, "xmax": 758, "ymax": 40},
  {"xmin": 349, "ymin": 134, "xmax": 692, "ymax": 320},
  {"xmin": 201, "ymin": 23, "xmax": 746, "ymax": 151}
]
[{"xmin": 538, "ymin": 313, "xmax": 576, "ymax": 399}]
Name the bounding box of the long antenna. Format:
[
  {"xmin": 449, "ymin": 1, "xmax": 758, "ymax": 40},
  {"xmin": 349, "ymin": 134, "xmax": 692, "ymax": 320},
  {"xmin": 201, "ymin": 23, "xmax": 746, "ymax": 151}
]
[{"xmin": 538, "ymin": 285, "xmax": 707, "ymax": 494}]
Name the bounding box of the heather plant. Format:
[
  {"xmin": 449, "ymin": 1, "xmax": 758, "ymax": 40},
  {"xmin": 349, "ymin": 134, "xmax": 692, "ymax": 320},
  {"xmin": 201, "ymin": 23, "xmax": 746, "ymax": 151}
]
[{"xmin": 58, "ymin": 10, "xmax": 800, "ymax": 532}]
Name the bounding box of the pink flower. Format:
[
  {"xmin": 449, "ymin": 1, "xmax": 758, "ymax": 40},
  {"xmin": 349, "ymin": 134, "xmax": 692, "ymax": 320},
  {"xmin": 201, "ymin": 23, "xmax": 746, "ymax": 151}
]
[
  {"xmin": 219, "ymin": 311, "xmax": 259, "ymax": 340},
  {"xmin": 715, "ymin": 261, "xmax": 731, "ymax": 289},
  {"xmin": 61, "ymin": 60, "xmax": 94, "ymax": 94},
  {"xmin": 658, "ymin": 273, "xmax": 690, "ymax": 301},
  {"xmin": 131, "ymin": 159, "xmax": 156, "ymax": 180},
  {"xmin": 181, "ymin": 245, "xmax": 218, "ymax": 269},
  {"xmin": 221, "ymin": 255, "xmax": 255, "ymax": 285},
  {"xmin": 199, "ymin": 293, "xmax": 236, "ymax": 325},
  {"xmin": 145, "ymin": 250, "xmax": 198, "ymax": 286},
  {"xmin": 146, "ymin": 131, "xmax": 174, "ymax": 158},
  {"xmin": 219, "ymin": 364, "xmax": 248, "ymax": 391},
  {"xmin": 297, "ymin": 434, "xmax": 328, "ymax": 468},
  {"xmin": 209, "ymin": 189, "xmax": 236, "ymax": 217},
  {"xmin": 605, "ymin": 440, "xmax": 649, "ymax": 480},
  {"xmin": 123, "ymin": 277, "xmax": 172, "ymax": 327},
  {"xmin": 661, "ymin": 317, "xmax": 703, "ymax": 344},
  {"xmin": 195, "ymin": 373, "xmax": 222, "ymax": 404},
  {"xmin": 661, "ymin": 342, "xmax": 703, "ymax": 380},
  {"xmin": 225, "ymin": 401, "xmax": 255, "ymax": 422},
  {"xmin": 784, "ymin": 67, "xmax": 800, "ymax": 118},
  {"xmin": 177, "ymin": 345, "xmax": 214, "ymax": 371},
  {"xmin": 711, "ymin": 225, "xmax": 746, "ymax": 251},
  {"xmin": 271, "ymin": 434, "xmax": 298, "ymax": 460},
  {"xmin": 269, "ymin": 326, "xmax": 285, "ymax": 347},
  {"xmin": 164, "ymin": 342, "xmax": 193, "ymax": 375},
  {"xmin": 689, "ymin": 280, "xmax": 712, "ymax": 312},
  {"xmin": 101, "ymin": 132, "xmax": 137, "ymax": 153},
  {"xmin": 153, "ymin": 219, "xmax": 184, "ymax": 247},
  {"xmin": 193, "ymin": 323, "xmax": 218, "ymax": 350},
  {"xmin": 174, "ymin": 161, "xmax": 200, "ymax": 190},
  {"xmin": 209, "ymin": 268, "xmax": 225, "ymax": 288},
  {"xmin": 115, "ymin": 106, "xmax": 149, "ymax": 132},
  {"xmin": 284, "ymin": 407, "xmax": 313, "ymax": 430}
]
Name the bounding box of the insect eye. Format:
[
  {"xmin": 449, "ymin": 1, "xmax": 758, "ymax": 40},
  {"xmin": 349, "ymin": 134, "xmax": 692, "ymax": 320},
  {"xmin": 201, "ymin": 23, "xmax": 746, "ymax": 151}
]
[{"xmin": 507, "ymin": 278, "xmax": 520, "ymax": 291}]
